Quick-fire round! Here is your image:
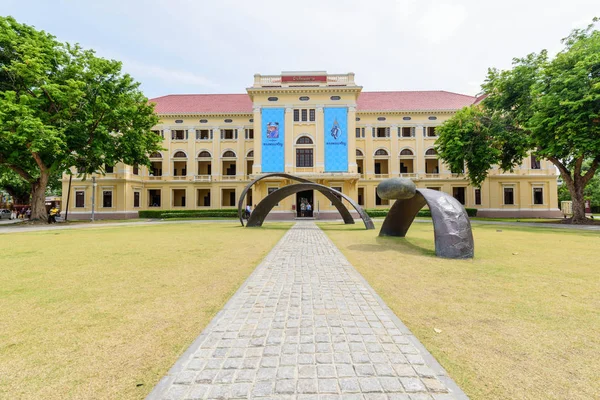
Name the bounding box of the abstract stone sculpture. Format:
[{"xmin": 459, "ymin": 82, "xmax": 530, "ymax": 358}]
[
  {"xmin": 378, "ymin": 178, "xmax": 474, "ymax": 259},
  {"xmin": 238, "ymin": 174, "xmax": 374, "ymax": 229}
]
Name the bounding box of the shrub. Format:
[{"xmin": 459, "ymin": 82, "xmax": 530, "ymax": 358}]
[{"xmin": 138, "ymin": 209, "xmax": 238, "ymax": 219}]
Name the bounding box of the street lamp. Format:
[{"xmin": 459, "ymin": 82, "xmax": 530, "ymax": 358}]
[{"xmin": 91, "ymin": 175, "xmax": 97, "ymax": 222}]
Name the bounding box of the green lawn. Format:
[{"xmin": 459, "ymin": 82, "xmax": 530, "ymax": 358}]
[
  {"xmin": 320, "ymin": 221, "xmax": 600, "ymax": 400},
  {"xmin": 0, "ymin": 222, "xmax": 290, "ymax": 399}
]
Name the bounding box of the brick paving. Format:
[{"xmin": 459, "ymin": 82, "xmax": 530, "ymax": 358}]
[{"xmin": 148, "ymin": 221, "xmax": 467, "ymax": 399}]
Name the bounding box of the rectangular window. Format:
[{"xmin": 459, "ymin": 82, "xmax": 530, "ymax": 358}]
[
  {"xmin": 533, "ymin": 187, "xmax": 544, "ymax": 204},
  {"xmin": 356, "ymin": 127, "xmax": 361, "ymax": 138},
  {"xmin": 133, "ymin": 165, "xmax": 139, "ymax": 175},
  {"xmin": 134, "ymin": 192, "xmax": 140, "ymax": 208},
  {"xmin": 427, "ymin": 127, "xmax": 437, "ymax": 137},
  {"xmin": 504, "ymin": 187, "xmax": 514, "ymax": 205},
  {"xmin": 151, "ymin": 130, "xmax": 163, "ymax": 138},
  {"xmin": 331, "ymin": 186, "xmax": 342, "ymax": 205},
  {"xmin": 268, "ymin": 187, "xmax": 279, "ymax": 206},
  {"xmin": 171, "ymin": 130, "xmax": 186, "ymax": 140},
  {"xmin": 245, "ymin": 129, "xmax": 254, "ymax": 139},
  {"xmin": 102, "ymin": 190, "xmax": 112, "ymax": 208},
  {"xmin": 376, "ymin": 127, "xmax": 387, "ymax": 138},
  {"xmin": 309, "ymin": 109, "xmax": 315, "ymax": 121},
  {"xmin": 296, "ymin": 148, "xmax": 314, "ymax": 167},
  {"xmin": 475, "ymin": 188, "xmax": 482, "ymax": 205},
  {"xmin": 196, "ymin": 129, "xmax": 210, "ymax": 140},
  {"xmin": 293, "ymin": 109, "xmax": 300, "ymax": 122},
  {"xmin": 401, "ymin": 127, "xmax": 412, "ymax": 137},
  {"xmin": 148, "ymin": 189, "xmax": 161, "ymax": 207},
  {"xmin": 452, "ymin": 187, "xmax": 466, "ymax": 205},
  {"xmin": 301, "ymin": 109, "xmax": 308, "ymax": 122},
  {"xmin": 222, "ymin": 129, "xmax": 235, "ymax": 140},
  {"xmin": 531, "ymin": 155, "xmax": 541, "ymax": 169},
  {"xmin": 105, "ymin": 165, "xmax": 114, "ymax": 173},
  {"xmin": 75, "ymin": 191, "xmax": 85, "ymax": 208}
]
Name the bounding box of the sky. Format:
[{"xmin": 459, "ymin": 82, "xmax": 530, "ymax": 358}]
[{"xmin": 3, "ymin": 0, "xmax": 599, "ymax": 99}]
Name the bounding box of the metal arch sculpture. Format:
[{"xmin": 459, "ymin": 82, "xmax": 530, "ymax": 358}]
[
  {"xmin": 378, "ymin": 178, "xmax": 474, "ymax": 259},
  {"xmin": 246, "ymin": 182, "xmax": 375, "ymax": 230},
  {"xmin": 238, "ymin": 173, "xmax": 355, "ymax": 226}
]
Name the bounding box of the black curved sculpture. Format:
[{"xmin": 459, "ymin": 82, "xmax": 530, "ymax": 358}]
[
  {"xmin": 238, "ymin": 173, "xmax": 353, "ymax": 227},
  {"xmin": 378, "ymin": 179, "xmax": 474, "ymax": 259},
  {"xmin": 246, "ymin": 182, "xmax": 375, "ymax": 230}
]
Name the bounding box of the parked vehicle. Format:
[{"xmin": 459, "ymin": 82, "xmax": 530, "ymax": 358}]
[{"xmin": 0, "ymin": 209, "xmax": 12, "ymax": 219}]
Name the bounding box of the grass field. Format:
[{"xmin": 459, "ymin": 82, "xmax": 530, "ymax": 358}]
[
  {"xmin": 0, "ymin": 222, "xmax": 290, "ymax": 399},
  {"xmin": 320, "ymin": 222, "xmax": 600, "ymax": 400}
]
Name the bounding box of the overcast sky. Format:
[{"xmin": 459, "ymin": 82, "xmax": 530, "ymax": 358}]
[{"xmin": 3, "ymin": 0, "xmax": 599, "ymax": 99}]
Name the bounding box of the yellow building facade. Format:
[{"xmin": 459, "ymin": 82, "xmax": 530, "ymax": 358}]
[{"xmin": 62, "ymin": 71, "xmax": 561, "ymax": 219}]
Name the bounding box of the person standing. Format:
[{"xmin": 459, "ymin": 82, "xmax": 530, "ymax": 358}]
[
  {"xmin": 306, "ymin": 202, "xmax": 312, "ymax": 217},
  {"xmin": 48, "ymin": 205, "xmax": 59, "ymax": 224}
]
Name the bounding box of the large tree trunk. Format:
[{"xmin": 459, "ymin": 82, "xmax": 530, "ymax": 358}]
[
  {"xmin": 30, "ymin": 171, "xmax": 49, "ymax": 221},
  {"xmin": 570, "ymin": 181, "xmax": 587, "ymax": 224}
]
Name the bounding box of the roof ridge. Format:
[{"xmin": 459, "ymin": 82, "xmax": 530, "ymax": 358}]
[{"xmin": 362, "ymin": 90, "xmax": 476, "ymax": 98}]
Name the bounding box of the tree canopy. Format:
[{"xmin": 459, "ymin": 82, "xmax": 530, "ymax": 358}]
[
  {"xmin": 0, "ymin": 16, "xmax": 161, "ymax": 220},
  {"xmin": 436, "ymin": 19, "xmax": 600, "ymax": 223}
]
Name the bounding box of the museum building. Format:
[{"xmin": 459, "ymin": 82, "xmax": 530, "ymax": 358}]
[{"xmin": 61, "ymin": 71, "xmax": 562, "ymax": 219}]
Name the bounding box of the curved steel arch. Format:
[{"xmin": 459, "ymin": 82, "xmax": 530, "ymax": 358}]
[
  {"xmin": 238, "ymin": 173, "xmax": 354, "ymax": 226},
  {"xmin": 246, "ymin": 183, "xmax": 375, "ymax": 230},
  {"xmin": 379, "ymin": 188, "xmax": 474, "ymax": 259}
]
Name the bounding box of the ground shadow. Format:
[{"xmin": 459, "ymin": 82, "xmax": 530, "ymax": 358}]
[{"xmin": 346, "ymin": 236, "xmax": 436, "ymax": 257}]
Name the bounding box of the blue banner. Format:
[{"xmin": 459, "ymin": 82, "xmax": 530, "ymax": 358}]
[
  {"xmin": 261, "ymin": 108, "xmax": 285, "ymax": 172},
  {"xmin": 324, "ymin": 107, "xmax": 348, "ymax": 172}
]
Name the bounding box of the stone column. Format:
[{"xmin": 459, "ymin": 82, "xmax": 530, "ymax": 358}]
[
  {"xmin": 364, "ymin": 125, "xmax": 374, "ymax": 178},
  {"xmin": 212, "ymin": 128, "xmax": 221, "ymax": 180},
  {"xmin": 253, "ymin": 107, "xmax": 262, "ymax": 174},
  {"xmin": 285, "ymin": 107, "xmax": 294, "ymax": 173},
  {"xmin": 347, "ymin": 106, "xmax": 357, "ymax": 174},
  {"xmin": 415, "ymin": 125, "xmax": 425, "ymax": 176},
  {"xmin": 390, "ymin": 124, "xmax": 399, "ymax": 176},
  {"xmin": 236, "ymin": 126, "xmax": 245, "ymax": 179},
  {"xmin": 315, "ymin": 106, "xmax": 325, "ymax": 172},
  {"xmin": 163, "ymin": 128, "xmax": 171, "ymax": 177}
]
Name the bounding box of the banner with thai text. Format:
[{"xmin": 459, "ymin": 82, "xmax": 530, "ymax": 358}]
[
  {"xmin": 324, "ymin": 107, "xmax": 348, "ymax": 172},
  {"xmin": 261, "ymin": 108, "xmax": 285, "ymax": 172}
]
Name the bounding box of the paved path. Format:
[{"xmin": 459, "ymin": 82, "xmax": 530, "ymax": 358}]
[{"xmin": 148, "ymin": 221, "xmax": 467, "ymax": 400}]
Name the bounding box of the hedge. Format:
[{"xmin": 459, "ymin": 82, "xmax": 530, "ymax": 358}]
[
  {"xmin": 366, "ymin": 207, "xmax": 477, "ymax": 218},
  {"xmin": 138, "ymin": 209, "xmax": 238, "ymax": 219}
]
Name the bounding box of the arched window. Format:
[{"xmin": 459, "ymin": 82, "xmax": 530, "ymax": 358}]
[
  {"xmin": 173, "ymin": 151, "xmax": 187, "ymax": 158},
  {"xmin": 150, "ymin": 152, "xmax": 162, "ymax": 158},
  {"xmin": 197, "ymin": 151, "xmax": 211, "ymax": 158},
  {"xmin": 400, "ymin": 149, "xmax": 414, "ymax": 156},
  {"xmin": 222, "ymin": 150, "xmax": 236, "ymax": 158},
  {"xmin": 247, "ymin": 150, "xmax": 254, "ymax": 158},
  {"xmin": 375, "ymin": 149, "xmax": 389, "ymax": 156},
  {"xmin": 425, "ymin": 148, "xmax": 437, "ymax": 156},
  {"xmin": 356, "ymin": 149, "xmax": 364, "ymax": 157},
  {"xmin": 296, "ymin": 136, "xmax": 313, "ymax": 145}
]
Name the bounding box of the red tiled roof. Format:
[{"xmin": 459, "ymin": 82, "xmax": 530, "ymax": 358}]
[
  {"xmin": 149, "ymin": 91, "xmax": 477, "ymax": 114},
  {"xmin": 150, "ymin": 94, "xmax": 253, "ymax": 114},
  {"xmin": 357, "ymin": 91, "xmax": 477, "ymax": 111}
]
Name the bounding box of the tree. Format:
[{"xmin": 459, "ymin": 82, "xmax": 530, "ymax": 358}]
[
  {"xmin": 436, "ymin": 20, "xmax": 600, "ymax": 223},
  {"xmin": 0, "ymin": 17, "xmax": 161, "ymax": 221},
  {"xmin": 0, "ymin": 166, "xmax": 30, "ymax": 205}
]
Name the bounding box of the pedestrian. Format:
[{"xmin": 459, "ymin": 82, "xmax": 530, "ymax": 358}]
[
  {"xmin": 245, "ymin": 204, "xmax": 252, "ymax": 219},
  {"xmin": 10, "ymin": 208, "xmax": 16, "ymax": 220},
  {"xmin": 300, "ymin": 202, "xmax": 306, "ymax": 218},
  {"xmin": 48, "ymin": 205, "xmax": 59, "ymax": 224},
  {"xmin": 26, "ymin": 208, "xmax": 31, "ymax": 219},
  {"xmin": 306, "ymin": 202, "xmax": 312, "ymax": 217}
]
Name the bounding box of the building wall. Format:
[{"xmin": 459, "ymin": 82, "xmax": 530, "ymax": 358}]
[{"xmin": 61, "ymin": 75, "xmax": 561, "ymax": 219}]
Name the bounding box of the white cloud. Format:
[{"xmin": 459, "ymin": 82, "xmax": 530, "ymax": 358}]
[{"xmin": 417, "ymin": 3, "xmax": 468, "ymax": 44}]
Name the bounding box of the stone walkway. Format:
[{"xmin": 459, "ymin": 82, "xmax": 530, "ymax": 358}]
[{"xmin": 148, "ymin": 221, "xmax": 467, "ymax": 400}]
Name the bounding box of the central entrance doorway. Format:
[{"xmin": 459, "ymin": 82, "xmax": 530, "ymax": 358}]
[{"xmin": 296, "ymin": 190, "xmax": 314, "ymax": 218}]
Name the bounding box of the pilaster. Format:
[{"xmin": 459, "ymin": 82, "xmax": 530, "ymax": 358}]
[
  {"xmin": 315, "ymin": 106, "xmax": 325, "ymax": 172},
  {"xmin": 253, "ymin": 107, "xmax": 262, "ymax": 174},
  {"xmin": 347, "ymin": 106, "xmax": 357, "ymax": 173}
]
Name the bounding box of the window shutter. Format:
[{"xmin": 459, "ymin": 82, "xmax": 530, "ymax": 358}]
[
  {"xmin": 386, "ymin": 127, "xmax": 390, "ymax": 137},
  {"xmin": 397, "ymin": 127, "xmax": 401, "ymax": 137},
  {"xmin": 362, "ymin": 128, "xmax": 365, "ymax": 138},
  {"xmin": 210, "ymin": 129, "xmax": 213, "ymax": 139},
  {"xmin": 423, "ymin": 127, "xmax": 426, "ymax": 137},
  {"xmin": 220, "ymin": 131, "xmax": 224, "ymax": 140},
  {"xmin": 171, "ymin": 131, "xmax": 175, "ymax": 140},
  {"xmin": 235, "ymin": 129, "xmax": 238, "ymax": 140},
  {"xmin": 372, "ymin": 127, "xmax": 375, "ymax": 138},
  {"xmin": 411, "ymin": 127, "xmax": 416, "ymax": 137},
  {"xmin": 185, "ymin": 130, "xmax": 189, "ymax": 140}
]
